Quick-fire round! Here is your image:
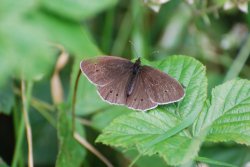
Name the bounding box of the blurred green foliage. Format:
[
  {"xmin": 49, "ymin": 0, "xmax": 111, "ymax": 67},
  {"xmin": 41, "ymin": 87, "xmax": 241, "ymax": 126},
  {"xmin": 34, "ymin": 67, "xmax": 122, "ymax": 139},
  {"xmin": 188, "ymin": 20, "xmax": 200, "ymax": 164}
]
[{"xmin": 0, "ymin": 0, "xmax": 250, "ymax": 167}]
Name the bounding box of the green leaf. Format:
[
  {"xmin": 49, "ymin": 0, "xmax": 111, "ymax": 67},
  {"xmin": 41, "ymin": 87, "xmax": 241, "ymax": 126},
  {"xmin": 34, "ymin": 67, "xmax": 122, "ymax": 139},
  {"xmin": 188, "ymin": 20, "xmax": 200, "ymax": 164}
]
[
  {"xmin": 97, "ymin": 56, "xmax": 207, "ymax": 165},
  {"xmin": 56, "ymin": 105, "xmax": 86, "ymax": 167},
  {"xmin": 30, "ymin": 11, "xmax": 100, "ymax": 57},
  {"xmin": 30, "ymin": 11, "xmax": 103, "ymax": 114},
  {"xmin": 31, "ymin": 11, "xmax": 106, "ymax": 115},
  {"xmin": 97, "ymin": 110, "xmax": 205, "ymax": 165},
  {"xmin": 41, "ymin": 0, "xmax": 118, "ymax": 21},
  {"xmin": 0, "ymin": 81, "xmax": 14, "ymax": 115},
  {"xmin": 0, "ymin": 18, "xmax": 56, "ymax": 83},
  {"xmin": 0, "ymin": 0, "xmax": 36, "ymax": 17},
  {"xmin": 194, "ymin": 79, "xmax": 250, "ymax": 145},
  {"xmin": 192, "ymin": 99, "xmax": 210, "ymax": 136},
  {"xmin": 92, "ymin": 106, "xmax": 131, "ymax": 130},
  {"xmin": 97, "ymin": 110, "xmax": 183, "ymax": 147}
]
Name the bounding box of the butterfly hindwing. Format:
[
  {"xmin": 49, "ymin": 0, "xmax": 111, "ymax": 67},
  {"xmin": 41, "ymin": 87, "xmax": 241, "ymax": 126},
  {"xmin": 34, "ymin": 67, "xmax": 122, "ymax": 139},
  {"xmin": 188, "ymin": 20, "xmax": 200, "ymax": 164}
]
[
  {"xmin": 141, "ymin": 66, "xmax": 185, "ymax": 104},
  {"xmin": 126, "ymin": 74, "xmax": 157, "ymax": 111}
]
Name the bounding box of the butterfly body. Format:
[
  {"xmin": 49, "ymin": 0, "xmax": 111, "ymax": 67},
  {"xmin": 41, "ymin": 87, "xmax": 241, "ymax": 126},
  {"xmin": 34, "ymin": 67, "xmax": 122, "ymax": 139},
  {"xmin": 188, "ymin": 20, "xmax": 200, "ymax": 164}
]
[
  {"xmin": 126, "ymin": 58, "xmax": 141, "ymax": 96},
  {"xmin": 80, "ymin": 56, "xmax": 184, "ymax": 111}
]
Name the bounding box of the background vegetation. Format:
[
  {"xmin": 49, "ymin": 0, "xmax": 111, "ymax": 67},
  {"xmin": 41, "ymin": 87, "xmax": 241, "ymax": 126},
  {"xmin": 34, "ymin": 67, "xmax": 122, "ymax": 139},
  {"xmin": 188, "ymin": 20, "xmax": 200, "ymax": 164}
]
[{"xmin": 0, "ymin": 0, "xmax": 250, "ymax": 167}]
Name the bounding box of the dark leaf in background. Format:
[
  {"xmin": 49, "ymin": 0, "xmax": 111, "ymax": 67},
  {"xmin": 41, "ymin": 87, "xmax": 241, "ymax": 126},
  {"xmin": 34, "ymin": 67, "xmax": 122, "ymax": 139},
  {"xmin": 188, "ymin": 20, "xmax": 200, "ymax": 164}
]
[
  {"xmin": 0, "ymin": 81, "xmax": 14, "ymax": 115},
  {"xmin": 41, "ymin": 0, "xmax": 118, "ymax": 21},
  {"xmin": 0, "ymin": 157, "xmax": 8, "ymax": 167},
  {"xmin": 200, "ymin": 144, "xmax": 250, "ymax": 167}
]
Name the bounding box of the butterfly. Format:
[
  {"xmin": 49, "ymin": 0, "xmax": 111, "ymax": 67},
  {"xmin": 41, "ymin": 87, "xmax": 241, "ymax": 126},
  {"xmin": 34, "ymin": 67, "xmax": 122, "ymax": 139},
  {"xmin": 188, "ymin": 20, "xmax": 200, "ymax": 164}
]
[{"xmin": 80, "ymin": 56, "xmax": 185, "ymax": 111}]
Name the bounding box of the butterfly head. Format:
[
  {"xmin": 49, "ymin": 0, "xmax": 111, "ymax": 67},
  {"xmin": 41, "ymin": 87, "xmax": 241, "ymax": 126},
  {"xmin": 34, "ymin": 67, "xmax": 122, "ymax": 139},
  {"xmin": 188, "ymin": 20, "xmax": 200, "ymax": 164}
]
[
  {"xmin": 135, "ymin": 57, "xmax": 141, "ymax": 66},
  {"xmin": 132, "ymin": 58, "xmax": 141, "ymax": 75}
]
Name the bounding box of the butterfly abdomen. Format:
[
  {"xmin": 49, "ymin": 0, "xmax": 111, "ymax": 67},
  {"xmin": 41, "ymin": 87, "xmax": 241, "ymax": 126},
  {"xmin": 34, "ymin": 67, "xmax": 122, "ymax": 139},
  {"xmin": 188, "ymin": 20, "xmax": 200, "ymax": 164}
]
[{"xmin": 126, "ymin": 74, "xmax": 137, "ymax": 97}]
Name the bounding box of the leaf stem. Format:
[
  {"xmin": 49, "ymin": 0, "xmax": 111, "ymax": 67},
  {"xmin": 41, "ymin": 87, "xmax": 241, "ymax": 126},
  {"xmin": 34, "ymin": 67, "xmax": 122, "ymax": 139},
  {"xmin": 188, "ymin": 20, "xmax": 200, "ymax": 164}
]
[{"xmin": 21, "ymin": 80, "xmax": 34, "ymax": 167}]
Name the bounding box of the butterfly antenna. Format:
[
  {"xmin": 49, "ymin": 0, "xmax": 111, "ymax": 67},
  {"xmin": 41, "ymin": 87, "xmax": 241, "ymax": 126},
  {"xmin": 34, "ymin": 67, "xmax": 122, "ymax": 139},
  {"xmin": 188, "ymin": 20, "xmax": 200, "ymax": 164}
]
[{"xmin": 129, "ymin": 40, "xmax": 140, "ymax": 59}]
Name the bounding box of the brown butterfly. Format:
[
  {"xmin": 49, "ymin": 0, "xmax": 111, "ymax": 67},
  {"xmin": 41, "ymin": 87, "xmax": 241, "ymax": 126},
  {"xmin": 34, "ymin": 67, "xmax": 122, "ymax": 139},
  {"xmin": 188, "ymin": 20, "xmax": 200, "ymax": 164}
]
[{"xmin": 80, "ymin": 56, "xmax": 184, "ymax": 111}]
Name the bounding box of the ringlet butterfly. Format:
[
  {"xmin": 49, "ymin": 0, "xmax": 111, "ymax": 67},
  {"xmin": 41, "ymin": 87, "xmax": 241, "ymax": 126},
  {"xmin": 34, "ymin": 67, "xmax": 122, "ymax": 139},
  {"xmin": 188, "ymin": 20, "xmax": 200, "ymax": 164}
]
[{"xmin": 80, "ymin": 56, "xmax": 184, "ymax": 111}]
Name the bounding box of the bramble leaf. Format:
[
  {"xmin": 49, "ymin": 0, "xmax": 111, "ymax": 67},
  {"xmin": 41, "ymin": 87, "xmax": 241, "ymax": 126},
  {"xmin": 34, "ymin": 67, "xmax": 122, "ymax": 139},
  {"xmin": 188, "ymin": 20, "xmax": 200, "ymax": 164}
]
[
  {"xmin": 159, "ymin": 56, "xmax": 207, "ymax": 118},
  {"xmin": 194, "ymin": 79, "xmax": 250, "ymax": 145},
  {"xmin": 97, "ymin": 56, "xmax": 207, "ymax": 165}
]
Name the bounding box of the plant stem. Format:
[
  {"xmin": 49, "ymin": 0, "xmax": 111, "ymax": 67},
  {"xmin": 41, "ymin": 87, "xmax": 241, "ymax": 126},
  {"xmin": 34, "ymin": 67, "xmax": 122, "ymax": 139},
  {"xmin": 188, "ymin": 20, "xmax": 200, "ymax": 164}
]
[
  {"xmin": 13, "ymin": 87, "xmax": 55, "ymax": 112},
  {"xmin": 12, "ymin": 104, "xmax": 25, "ymax": 167},
  {"xmin": 224, "ymin": 34, "xmax": 250, "ymax": 81},
  {"xmin": 31, "ymin": 102, "xmax": 57, "ymax": 128},
  {"xmin": 13, "ymin": 86, "xmax": 56, "ymax": 128},
  {"xmin": 21, "ymin": 80, "xmax": 34, "ymax": 167},
  {"xmin": 74, "ymin": 132, "xmax": 113, "ymax": 167},
  {"xmin": 72, "ymin": 69, "xmax": 82, "ymax": 133},
  {"xmin": 77, "ymin": 117, "xmax": 92, "ymax": 127}
]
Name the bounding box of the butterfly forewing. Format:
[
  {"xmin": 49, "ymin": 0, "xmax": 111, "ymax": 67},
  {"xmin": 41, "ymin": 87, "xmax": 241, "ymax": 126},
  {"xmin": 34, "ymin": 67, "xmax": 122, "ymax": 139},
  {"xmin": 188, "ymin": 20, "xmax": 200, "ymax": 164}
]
[
  {"xmin": 126, "ymin": 74, "xmax": 157, "ymax": 111},
  {"xmin": 80, "ymin": 56, "xmax": 185, "ymax": 111},
  {"xmin": 80, "ymin": 56, "xmax": 133, "ymax": 86},
  {"xmin": 141, "ymin": 66, "xmax": 184, "ymax": 104}
]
